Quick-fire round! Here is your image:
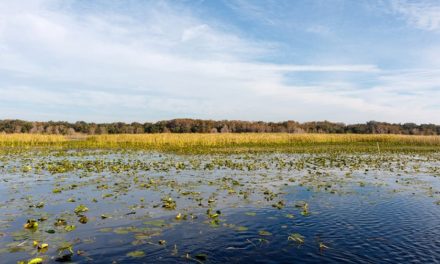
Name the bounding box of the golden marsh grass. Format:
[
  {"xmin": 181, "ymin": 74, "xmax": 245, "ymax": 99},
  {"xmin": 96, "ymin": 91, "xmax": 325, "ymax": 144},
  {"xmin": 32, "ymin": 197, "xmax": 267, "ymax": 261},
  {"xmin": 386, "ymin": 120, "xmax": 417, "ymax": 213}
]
[
  {"xmin": 87, "ymin": 133, "xmax": 440, "ymax": 146},
  {"xmin": 0, "ymin": 134, "xmax": 67, "ymax": 146},
  {"xmin": 1, "ymin": 133, "xmax": 440, "ymax": 152}
]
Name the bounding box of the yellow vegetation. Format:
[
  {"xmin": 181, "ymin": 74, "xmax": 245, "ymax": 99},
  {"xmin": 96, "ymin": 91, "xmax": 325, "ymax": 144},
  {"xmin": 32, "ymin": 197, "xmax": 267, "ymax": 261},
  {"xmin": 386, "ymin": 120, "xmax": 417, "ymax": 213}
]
[
  {"xmin": 0, "ymin": 134, "xmax": 67, "ymax": 146},
  {"xmin": 86, "ymin": 133, "xmax": 440, "ymax": 146},
  {"xmin": 1, "ymin": 133, "xmax": 440, "ymax": 152}
]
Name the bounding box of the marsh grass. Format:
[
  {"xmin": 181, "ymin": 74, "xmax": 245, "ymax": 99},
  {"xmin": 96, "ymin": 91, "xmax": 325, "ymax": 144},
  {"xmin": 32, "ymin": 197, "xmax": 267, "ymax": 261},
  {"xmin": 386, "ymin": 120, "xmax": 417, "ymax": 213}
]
[
  {"xmin": 1, "ymin": 133, "xmax": 440, "ymax": 153},
  {"xmin": 0, "ymin": 134, "xmax": 67, "ymax": 146}
]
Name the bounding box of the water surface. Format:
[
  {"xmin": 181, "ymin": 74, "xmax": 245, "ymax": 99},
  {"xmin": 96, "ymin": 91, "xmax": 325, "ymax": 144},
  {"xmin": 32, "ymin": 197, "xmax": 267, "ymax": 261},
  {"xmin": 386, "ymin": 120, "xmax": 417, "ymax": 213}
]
[{"xmin": 1, "ymin": 150, "xmax": 440, "ymax": 263}]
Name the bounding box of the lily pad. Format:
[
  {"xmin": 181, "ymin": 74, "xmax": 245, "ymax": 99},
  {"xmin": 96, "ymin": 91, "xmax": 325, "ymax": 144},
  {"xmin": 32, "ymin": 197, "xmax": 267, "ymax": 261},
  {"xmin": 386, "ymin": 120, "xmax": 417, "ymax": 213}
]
[
  {"xmin": 126, "ymin": 250, "xmax": 145, "ymax": 258},
  {"xmin": 259, "ymin": 230, "xmax": 272, "ymax": 236}
]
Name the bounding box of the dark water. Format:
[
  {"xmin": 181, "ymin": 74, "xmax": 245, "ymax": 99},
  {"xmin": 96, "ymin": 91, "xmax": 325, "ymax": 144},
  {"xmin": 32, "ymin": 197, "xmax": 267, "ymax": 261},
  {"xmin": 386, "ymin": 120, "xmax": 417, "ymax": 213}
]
[
  {"xmin": 62, "ymin": 188, "xmax": 440, "ymax": 263},
  {"xmin": 1, "ymin": 151, "xmax": 440, "ymax": 263}
]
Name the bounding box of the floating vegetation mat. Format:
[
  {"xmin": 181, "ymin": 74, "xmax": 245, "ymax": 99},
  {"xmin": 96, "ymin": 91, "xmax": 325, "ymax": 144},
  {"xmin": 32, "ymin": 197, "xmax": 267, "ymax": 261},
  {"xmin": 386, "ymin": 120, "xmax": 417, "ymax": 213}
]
[{"xmin": 1, "ymin": 149, "xmax": 440, "ymax": 263}]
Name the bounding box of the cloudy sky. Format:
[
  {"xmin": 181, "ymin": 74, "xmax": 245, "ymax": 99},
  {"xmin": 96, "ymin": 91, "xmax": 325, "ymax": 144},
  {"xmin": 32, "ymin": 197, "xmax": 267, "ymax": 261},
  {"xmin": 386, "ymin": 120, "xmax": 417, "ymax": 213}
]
[{"xmin": 1, "ymin": 0, "xmax": 439, "ymax": 123}]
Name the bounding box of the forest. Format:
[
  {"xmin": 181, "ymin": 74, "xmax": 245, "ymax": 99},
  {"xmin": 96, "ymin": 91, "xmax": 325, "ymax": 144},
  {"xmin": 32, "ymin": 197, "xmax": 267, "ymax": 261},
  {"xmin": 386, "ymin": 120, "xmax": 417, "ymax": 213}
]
[{"xmin": 1, "ymin": 119, "xmax": 439, "ymax": 135}]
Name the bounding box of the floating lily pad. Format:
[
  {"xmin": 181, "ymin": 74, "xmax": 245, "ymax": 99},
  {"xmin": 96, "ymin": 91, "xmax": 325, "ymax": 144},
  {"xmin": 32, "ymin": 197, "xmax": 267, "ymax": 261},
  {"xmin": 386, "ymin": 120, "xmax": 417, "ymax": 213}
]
[
  {"xmin": 126, "ymin": 250, "xmax": 145, "ymax": 258},
  {"xmin": 236, "ymin": 226, "xmax": 248, "ymax": 232},
  {"xmin": 259, "ymin": 230, "xmax": 272, "ymax": 236},
  {"xmin": 74, "ymin": 204, "xmax": 89, "ymax": 214}
]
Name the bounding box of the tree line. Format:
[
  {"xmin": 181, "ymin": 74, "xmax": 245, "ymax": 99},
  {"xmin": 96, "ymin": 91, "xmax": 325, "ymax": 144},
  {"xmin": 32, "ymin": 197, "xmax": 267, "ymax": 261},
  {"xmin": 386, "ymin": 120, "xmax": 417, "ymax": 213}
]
[{"xmin": 0, "ymin": 119, "xmax": 439, "ymax": 135}]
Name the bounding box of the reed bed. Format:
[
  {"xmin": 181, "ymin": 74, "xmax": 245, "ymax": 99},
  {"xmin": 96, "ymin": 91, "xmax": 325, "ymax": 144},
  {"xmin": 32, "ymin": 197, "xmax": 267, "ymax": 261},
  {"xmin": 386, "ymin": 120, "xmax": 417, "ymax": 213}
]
[
  {"xmin": 1, "ymin": 133, "xmax": 440, "ymax": 153},
  {"xmin": 86, "ymin": 133, "xmax": 440, "ymax": 147},
  {"xmin": 0, "ymin": 134, "xmax": 67, "ymax": 147}
]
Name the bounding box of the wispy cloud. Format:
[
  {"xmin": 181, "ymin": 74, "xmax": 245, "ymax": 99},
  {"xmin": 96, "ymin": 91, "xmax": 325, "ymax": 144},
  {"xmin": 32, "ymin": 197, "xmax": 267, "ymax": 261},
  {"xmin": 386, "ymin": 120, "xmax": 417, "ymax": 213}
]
[
  {"xmin": 223, "ymin": 0, "xmax": 283, "ymax": 25},
  {"xmin": 391, "ymin": 0, "xmax": 440, "ymax": 31},
  {"xmin": 0, "ymin": 0, "xmax": 439, "ymax": 123}
]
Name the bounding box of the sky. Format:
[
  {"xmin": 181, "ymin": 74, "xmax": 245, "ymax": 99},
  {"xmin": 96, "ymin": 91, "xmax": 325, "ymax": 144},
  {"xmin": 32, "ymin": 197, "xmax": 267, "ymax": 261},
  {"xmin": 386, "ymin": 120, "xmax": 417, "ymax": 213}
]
[{"xmin": 0, "ymin": 0, "xmax": 440, "ymax": 124}]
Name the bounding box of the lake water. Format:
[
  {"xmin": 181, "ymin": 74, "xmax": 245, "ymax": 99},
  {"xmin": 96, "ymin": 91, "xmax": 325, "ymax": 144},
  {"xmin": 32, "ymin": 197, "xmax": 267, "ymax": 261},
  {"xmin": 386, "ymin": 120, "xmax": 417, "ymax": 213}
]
[{"xmin": 1, "ymin": 150, "xmax": 440, "ymax": 263}]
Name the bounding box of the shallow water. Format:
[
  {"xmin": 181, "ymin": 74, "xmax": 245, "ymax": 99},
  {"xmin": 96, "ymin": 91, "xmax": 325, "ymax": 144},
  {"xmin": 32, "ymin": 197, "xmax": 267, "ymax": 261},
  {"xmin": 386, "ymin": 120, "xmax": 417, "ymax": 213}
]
[{"xmin": 1, "ymin": 150, "xmax": 440, "ymax": 263}]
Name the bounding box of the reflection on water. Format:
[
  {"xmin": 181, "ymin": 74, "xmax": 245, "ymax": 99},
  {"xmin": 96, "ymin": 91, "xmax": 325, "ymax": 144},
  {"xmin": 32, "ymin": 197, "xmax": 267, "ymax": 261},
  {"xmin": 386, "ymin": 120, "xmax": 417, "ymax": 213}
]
[{"xmin": 1, "ymin": 151, "xmax": 440, "ymax": 263}]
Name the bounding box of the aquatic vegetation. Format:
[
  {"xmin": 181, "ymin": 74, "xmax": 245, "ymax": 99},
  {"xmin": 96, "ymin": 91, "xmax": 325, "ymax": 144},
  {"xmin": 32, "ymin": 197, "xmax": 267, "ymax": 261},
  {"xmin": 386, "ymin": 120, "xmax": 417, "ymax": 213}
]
[
  {"xmin": 36, "ymin": 242, "xmax": 48, "ymax": 252},
  {"xmin": 2, "ymin": 148, "xmax": 440, "ymax": 263},
  {"xmin": 27, "ymin": 258, "xmax": 43, "ymax": 264},
  {"xmin": 1, "ymin": 133, "xmax": 440, "ymax": 153},
  {"xmin": 259, "ymin": 230, "xmax": 272, "ymax": 236},
  {"xmin": 162, "ymin": 197, "xmax": 177, "ymax": 209},
  {"xmin": 57, "ymin": 242, "xmax": 74, "ymax": 255},
  {"xmin": 288, "ymin": 233, "xmax": 305, "ymax": 244},
  {"xmin": 64, "ymin": 225, "xmax": 76, "ymax": 232},
  {"xmin": 0, "ymin": 134, "xmax": 66, "ymax": 147},
  {"xmin": 235, "ymin": 226, "xmax": 248, "ymax": 232},
  {"xmin": 35, "ymin": 202, "xmax": 45, "ymax": 208},
  {"xmin": 23, "ymin": 219, "xmax": 38, "ymax": 229},
  {"xmin": 272, "ymin": 200, "xmax": 286, "ymax": 209},
  {"xmin": 54, "ymin": 218, "xmax": 67, "ymax": 226},
  {"xmin": 207, "ymin": 208, "xmax": 221, "ymax": 219},
  {"xmin": 319, "ymin": 242, "xmax": 329, "ymax": 250},
  {"xmin": 175, "ymin": 213, "xmax": 183, "ymax": 220},
  {"xmin": 78, "ymin": 215, "xmax": 88, "ymax": 224},
  {"xmin": 74, "ymin": 204, "xmax": 89, "ymax": 214},
  {"xmin": 300, "ymin": 203, "xmax": 310, "ymax": 216},
  {"xmin": 126, "ymin": 250, "xmax": 145, "ymax": 258}
]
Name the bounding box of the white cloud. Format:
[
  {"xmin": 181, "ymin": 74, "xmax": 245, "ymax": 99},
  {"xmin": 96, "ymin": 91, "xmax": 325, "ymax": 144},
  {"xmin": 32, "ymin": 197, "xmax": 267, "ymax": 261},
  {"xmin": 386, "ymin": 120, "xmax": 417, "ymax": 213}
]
[
  {"xmin": 392, "ymin": 0, "xmax": 440, "ymax": 31},
  {"xmin": 181, "ymin": 24, "xmax": 210, "ymax": 42},
  {"xmin": 265, "ymin": 64, "xmax": 379, "ymax": 73},
  {"xmin": 0, "ymin": 0, "xmax": 438, "ymax": 123},
  {"xmin": 223, "ymin": 0, "xmax": 282, "ymax": 25}
]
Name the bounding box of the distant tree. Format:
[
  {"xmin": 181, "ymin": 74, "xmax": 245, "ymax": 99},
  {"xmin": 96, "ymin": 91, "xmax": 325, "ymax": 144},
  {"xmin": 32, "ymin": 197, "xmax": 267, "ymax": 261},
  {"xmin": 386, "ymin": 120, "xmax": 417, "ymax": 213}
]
[
  {"xmin": 67, "ymin": 128, "xmax": 76, "ymax": 135},
  {"xmin": 1, "ymin": 119, "xmax": 439, "ymax": 135},
  {"xmin": 220, "ymin": 125, "xmax": 230, "ymax": 133}
]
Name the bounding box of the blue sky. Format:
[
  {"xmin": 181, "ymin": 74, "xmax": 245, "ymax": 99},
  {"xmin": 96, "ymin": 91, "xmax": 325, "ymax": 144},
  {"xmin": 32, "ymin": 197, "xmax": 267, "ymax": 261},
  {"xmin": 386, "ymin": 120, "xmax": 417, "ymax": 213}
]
[{"xmin": 1, "ymin": 0, "xmax": 440, "ymax": 123}]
